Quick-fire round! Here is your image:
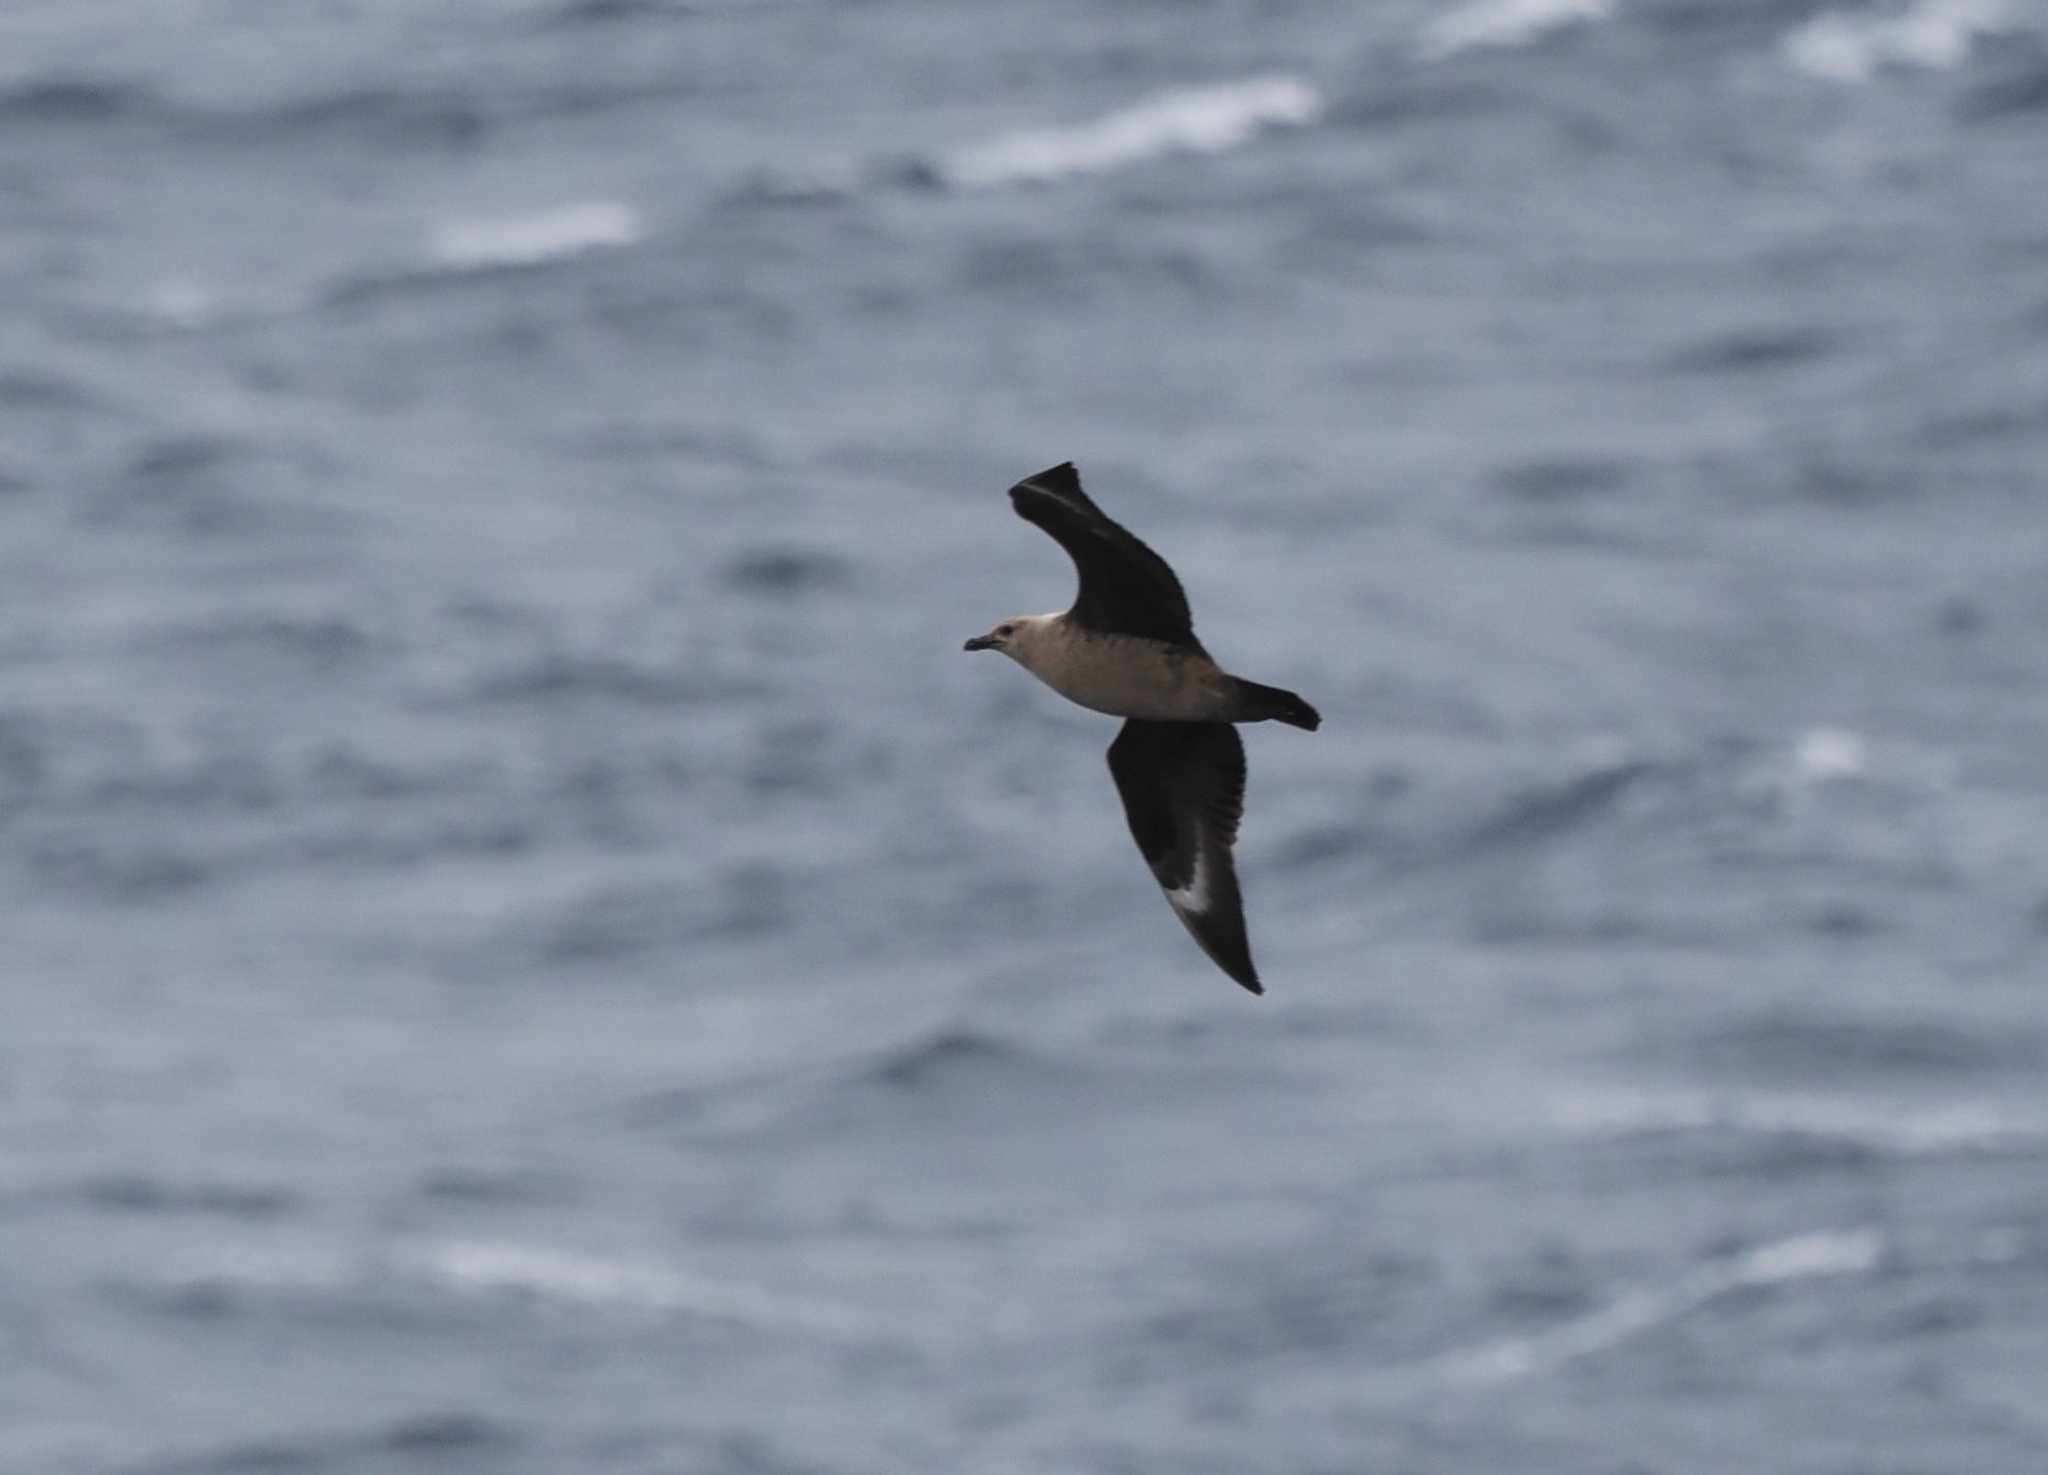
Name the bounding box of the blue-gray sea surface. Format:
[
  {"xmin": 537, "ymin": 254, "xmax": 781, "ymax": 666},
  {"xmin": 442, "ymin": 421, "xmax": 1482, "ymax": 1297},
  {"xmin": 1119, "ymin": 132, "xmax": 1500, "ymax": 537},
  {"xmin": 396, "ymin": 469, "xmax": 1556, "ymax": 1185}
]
[{"xmin": 4, "ymin": 1, "xmax": 2048, "ymax": 1471}]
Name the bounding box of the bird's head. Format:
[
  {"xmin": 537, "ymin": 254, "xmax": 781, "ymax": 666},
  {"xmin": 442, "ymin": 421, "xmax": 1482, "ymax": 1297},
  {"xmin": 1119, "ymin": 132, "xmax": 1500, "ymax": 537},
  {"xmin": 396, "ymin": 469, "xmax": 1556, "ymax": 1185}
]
[{"xmin": 962, "ymin": 614, "xmax": 1047, "ymax": 658}]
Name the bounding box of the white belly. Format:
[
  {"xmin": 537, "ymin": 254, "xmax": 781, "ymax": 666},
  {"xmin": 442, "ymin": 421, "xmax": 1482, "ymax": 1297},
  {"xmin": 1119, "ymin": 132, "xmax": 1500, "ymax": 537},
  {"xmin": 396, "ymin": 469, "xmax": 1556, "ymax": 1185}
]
[{"xmin": 1027, "ymin": 635, "xmax": 1227, "ymax": 721}]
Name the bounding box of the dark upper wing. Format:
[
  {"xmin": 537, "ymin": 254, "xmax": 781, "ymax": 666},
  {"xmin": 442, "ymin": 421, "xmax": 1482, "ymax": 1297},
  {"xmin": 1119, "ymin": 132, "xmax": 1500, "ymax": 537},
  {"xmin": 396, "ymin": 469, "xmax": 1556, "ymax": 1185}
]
[
  {"xmin": 1008, "ymin": 463, "xmax": 1198, "ymax": 647},
  {"xmin": 1106, "ymin": 719, "xmax": 1260, "ymax": 995}
]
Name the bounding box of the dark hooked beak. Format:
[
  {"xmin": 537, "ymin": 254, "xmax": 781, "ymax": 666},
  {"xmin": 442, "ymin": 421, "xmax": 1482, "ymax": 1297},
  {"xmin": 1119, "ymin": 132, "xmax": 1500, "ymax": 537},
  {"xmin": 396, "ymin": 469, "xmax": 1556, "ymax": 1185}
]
[{"xmin": 962, "ymin": 635, "xmax": 997, "ymax": 652}]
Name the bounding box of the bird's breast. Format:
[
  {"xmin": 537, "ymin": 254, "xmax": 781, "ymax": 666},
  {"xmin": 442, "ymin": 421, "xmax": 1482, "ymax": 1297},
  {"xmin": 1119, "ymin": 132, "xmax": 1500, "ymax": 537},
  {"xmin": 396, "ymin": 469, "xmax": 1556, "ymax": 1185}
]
[{"xmin": 1027, "ymin": 635, "xmax": 1230, "ymax": 721}]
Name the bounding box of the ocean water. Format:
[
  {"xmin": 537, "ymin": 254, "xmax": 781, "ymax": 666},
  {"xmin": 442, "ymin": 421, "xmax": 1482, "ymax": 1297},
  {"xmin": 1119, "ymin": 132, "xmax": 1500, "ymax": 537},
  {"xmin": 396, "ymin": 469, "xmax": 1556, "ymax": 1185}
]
[{"xmin": 3, "ymin": 0, "xmax": 2048, "ymax": 1470}]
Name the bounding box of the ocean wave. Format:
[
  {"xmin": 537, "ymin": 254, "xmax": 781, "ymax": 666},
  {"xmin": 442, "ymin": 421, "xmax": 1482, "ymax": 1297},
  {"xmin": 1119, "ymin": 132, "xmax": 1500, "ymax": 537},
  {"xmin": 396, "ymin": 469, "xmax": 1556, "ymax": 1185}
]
[
  {"xmin": 1662, "ymin": 324, "xmax": 1842, "ymax": 376},
  {"xmin": 1782, "ymin": 0, "xmax": 2018, "ymax": 83},
  {"xmin": 219, "ymin": 83, "xmax": 491, "ymax": 148},
  {"xmin": 143, "ymin": 1413, "xmax": 515, "ymax": 1475},
  {"xmin": 719, "ymin": 545, "xmax": 853, "ymax": 594},
  {"xmin": 1417, "ymin": 0, "xmax": 1616, "ymax": 62},
  {"xmin": 1457, "ymin": 756, "xmax": 1659, "ymax": 852},
  {"xmin": 686, "ymin": 1025, "xmax": 1106, "ymax": 1140},
  {"xmin": 463, "ymin": 650, "xmax": 766, "ymax": 709},
  {"xmin": 1489, "ymin": 453, "xmax": 1635, "ymax": 502},
  {"xmin": 293, "ymin": 201, "xmax": 648, "ymax": 314},
  {"xmin": 418, "ymin": 1241, "xmax": 872, "ymax": 1337},
  {"xmin": 1687, "ymin": 995, "xmax": 2039, "ymax": 1073},
  {"xmin": 0, "ymin": 75, "xmax": 154, "ymax": 124},
  {"xmin": 1424, "ymin": 1227, "xmax": 1883, "ymax": 1385},
  {"xmin": 0, "ymin": 366, "xmax": 112, "ymax": 414},
  {"xmin": 74, "ymin": 1172, "xmax": 297, "ymax": 1220},
  {"xmin": 867, "ymin": 1026, "xmax": 1025, "ymax": 1090},
  {"xmin": 1960, "ymin": 54, "xmax": 2048, "ymax": 118},
  {"xmin": 429, "ymin": 201, "xmax": 644, "ymax": 270},
  {"xmin": 1552, "ymin": 1086, "xmax": 2048, "ymax": 1157},
  {"xmin": 940, "ymin": 75, "xmax": 1323, "ymax": 189},
  {"xmin": 539, "ymin": 0, "xmax": 813, "ymax": 26}
]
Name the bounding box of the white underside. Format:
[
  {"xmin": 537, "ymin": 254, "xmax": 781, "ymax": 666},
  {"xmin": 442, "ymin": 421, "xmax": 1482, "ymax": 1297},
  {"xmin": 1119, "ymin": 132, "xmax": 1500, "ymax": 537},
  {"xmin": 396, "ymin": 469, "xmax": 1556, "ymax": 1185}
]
[{"xmin": 1165, "ymin": 844, "xmax": 1212, "ymax": 916}]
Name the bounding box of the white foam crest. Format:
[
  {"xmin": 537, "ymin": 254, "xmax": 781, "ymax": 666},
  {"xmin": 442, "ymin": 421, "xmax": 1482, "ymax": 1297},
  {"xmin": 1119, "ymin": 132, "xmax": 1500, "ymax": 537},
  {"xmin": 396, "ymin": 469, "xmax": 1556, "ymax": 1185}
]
[
  {"xmin": 1417, "ymin": 0, "xmax": 1615, "ymax": 62},
  {"xmin": 1552, "ymin": 1087, "xmax": 2045, "ymax": 1156},
  {"xmin": 138, "ymin": 280, "xmax": 314, "ymax": 332},
  {"xmin": 421, "ymin": 1241, "xmax": 869, "ymax": 1337},
  {"xmin": 1783, "ymin": 0, "xmax": 2015, "ymax": 83},
  {"xmin": 1794, "ymin": 725, "xmax": 1867, "ymax": 782},
  {"xmin": 944, "ymin": 75, "xmax": 1323, "ymax": 189},
  {"xmin": 430, "ymin": 201, "xmax": 643, "ymax": 270},
  {"xmin": 1430, "ymin": 1227, "xmax": 1882, "ymax": 1385}
]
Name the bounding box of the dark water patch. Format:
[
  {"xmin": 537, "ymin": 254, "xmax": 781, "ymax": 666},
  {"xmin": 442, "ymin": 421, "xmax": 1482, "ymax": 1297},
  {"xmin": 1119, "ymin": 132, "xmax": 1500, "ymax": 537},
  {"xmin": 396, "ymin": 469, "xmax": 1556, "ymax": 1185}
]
[
  {"xmin": 0, "ymin": 365, "xmax": 109, "ymax": 413},
  {"xmin": 1662, "ymin": 325, "xmax": 1839, "ymax": 376},
  {"xmin": 90, "ymin": 752, "xmax": 281, "ymax": 812},
  {"xmin": 0, "ymin": 713, "xmax": 47, "ymax": 794},
  {"xmin": 720, "ymin": 546, "xmax": 851, "ymax": 594},
  {"xmin": 1485, "ymin": 1248, "xmax": 1602, "ymax": 1322},
  {"xmin": 143, "ymin": 1413, "xmax": 518, "ymax": 1475},
  {"xmin": 0, "ymin": 76, "xmax": 155, "ymax": 125},
  {"xmin": 297, "ymin": 812, "xmax": 537, "ymax": 870},
  {"xmin": 141, "ymin": 611, "xmax": 382, "ymax": 675},
  {"xmin": 301, "ymin": 747, "xmax": 498, "ymax": 805},
  {"xmin": 0, "ymin": 465, "xmax": 31, "ymax": 495},
  {"xmin": 1933, "ymin": 593, "xmax": 1985, "ymax": 636},
  {"xmin": 951, "ymin": 231, "xmax": 1219, "ymax": 302},
  {"xmin": 378, "ymin": 1413, "xmax": 513, "ymax": 1455},
  {"xmin": 720, "ymin": 162, "xmax": 861, "ymax": 208},
  {"xmin": 1272, "ymin": 196, "xmax": 1438, "ymax": 277},
  {"xmin": 320, "ymin": 256, "xmax": 584, "ymax": 315},
  {"xmin": 544, "ymin": 0, "xmax": 668, "ymax": 24},
  {"xmin": 1490, "ymin": 454, "xmax": 1633, "ymax": 502},
  {"xmin": 87, "ymin": 434, "xmax": 285, "ymax": 538},
  {"xmin": 465, "ymin": 652, "xmax": 769, "ymax": 709},
  {"xmin": 208, "ymin": 86, "xmax": 490, "ymax": 151},
  {"xmin": 126, "ymin": 433, "xmax": 239, "ymax": 482},
  {"xmin": 872, "ymin": 152, "xmax": 949, "ymax": 194},
  {"xmin": 75, "ymin": 1172, "xmax": 297, "ymax": 1220},
  {"xmin": 1327, "ymin": 75, "xmax": 1507, "ymax": 132},
  {"xmin": 1635, "ymin": 1125, "xmax": 1887, "ymax": 1181},
  {"xmin": 28, "ymin": 837, "xmax": 212, "ymax": 901},
  {"xmin": 1456, "ymin": 758, "xmax": 1659, "ymax": 854},
  {"xmin": 1919, "ymin": 404, "xmax": 2031, "ymax": 447},
  {"xmin": 1958, "ymin": 57, "xmax": 2048, "ymax": 122},
  {"xmin": 954, "ymin": 235, "xmax": 1090, "ymax": 295},
  {"xmin": 871, "ymin": 1027, "xmax": 1016, "ymax": 1090},
  {"xmin": 1800, "ymin": 899, "xmax": 1893, "ymax": 938},
  {"xmin": 415, "ymin": 1165, "xmax": 568, "ymax": 1207},
  {"xmin": 1794, "ymin": 453, "xmax": 1892, "ymax": 506}
]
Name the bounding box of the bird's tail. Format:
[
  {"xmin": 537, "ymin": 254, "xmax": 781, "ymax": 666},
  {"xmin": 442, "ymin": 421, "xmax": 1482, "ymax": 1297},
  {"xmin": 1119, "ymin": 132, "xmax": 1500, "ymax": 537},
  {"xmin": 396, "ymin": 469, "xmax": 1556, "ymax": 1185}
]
[{"xmin": 1231, "ymin": 678, "xmax": 1321, "ymax": 731}]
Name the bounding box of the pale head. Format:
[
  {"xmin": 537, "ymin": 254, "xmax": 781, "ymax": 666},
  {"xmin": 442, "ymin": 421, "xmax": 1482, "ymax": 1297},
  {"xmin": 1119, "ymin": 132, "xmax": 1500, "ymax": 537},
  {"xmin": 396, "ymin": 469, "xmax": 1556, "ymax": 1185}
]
[{"xmin": 962, "ymin": 613, "xmax": 1057, "ymax": 664}]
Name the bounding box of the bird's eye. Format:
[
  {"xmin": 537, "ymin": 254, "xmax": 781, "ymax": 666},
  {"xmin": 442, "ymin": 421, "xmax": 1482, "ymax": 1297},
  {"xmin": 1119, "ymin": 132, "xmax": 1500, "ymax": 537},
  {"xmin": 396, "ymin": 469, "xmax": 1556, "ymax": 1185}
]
[{"xmin": 998, "ymin": 623, "xmax": 1016, "ymax": 637}]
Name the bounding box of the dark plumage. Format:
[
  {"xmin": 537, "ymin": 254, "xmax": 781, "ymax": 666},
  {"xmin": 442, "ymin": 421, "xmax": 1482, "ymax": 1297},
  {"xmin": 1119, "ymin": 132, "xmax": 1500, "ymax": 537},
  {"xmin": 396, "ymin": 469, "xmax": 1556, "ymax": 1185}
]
[
  {"xmin": 1108, "ymin": 718, "xmax": 1258, "ymax": 991},
  {"xmin": 1009, "ymin": 463, "xmax": 1199, "ymax": 648},
  {"xmin": 963, "ymin": 462, "xmax": 1321, "ymax": 996}
]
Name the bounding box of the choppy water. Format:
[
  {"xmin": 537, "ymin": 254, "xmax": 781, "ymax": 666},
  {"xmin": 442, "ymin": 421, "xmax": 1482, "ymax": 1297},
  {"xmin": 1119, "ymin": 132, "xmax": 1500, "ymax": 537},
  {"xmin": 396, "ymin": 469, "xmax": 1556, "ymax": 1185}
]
[{"xmin": 4, "ymin": 1, "xmax": 2048, "ymax": 1470}]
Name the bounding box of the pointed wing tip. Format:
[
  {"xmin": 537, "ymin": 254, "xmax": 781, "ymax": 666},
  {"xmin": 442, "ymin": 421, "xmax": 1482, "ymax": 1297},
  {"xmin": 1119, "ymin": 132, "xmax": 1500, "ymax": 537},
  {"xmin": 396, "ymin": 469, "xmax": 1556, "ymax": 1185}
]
[
  {"xmin": 1184, "ymin": 907, "xmax": 1263, "ymax": 995},
  {"xmin": 1008, "ymin": 462, "xmax": 1084, "ymax": 509}
]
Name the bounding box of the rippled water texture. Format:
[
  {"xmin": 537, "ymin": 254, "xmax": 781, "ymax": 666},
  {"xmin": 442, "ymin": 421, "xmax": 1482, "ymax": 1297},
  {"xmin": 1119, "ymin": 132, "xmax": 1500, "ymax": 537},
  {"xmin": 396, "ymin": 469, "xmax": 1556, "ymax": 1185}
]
[{"xmin": 3, "ymin": 1, "xmax": 2047, "ymax": 1471}]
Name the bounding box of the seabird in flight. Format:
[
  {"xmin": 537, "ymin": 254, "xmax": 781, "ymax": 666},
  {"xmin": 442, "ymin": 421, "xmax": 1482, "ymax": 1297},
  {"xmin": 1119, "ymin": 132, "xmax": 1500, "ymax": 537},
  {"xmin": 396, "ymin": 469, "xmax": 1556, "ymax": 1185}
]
[{"xmin": 964, "ymin": 462, "xmax": 1320, "ymax": 995}]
